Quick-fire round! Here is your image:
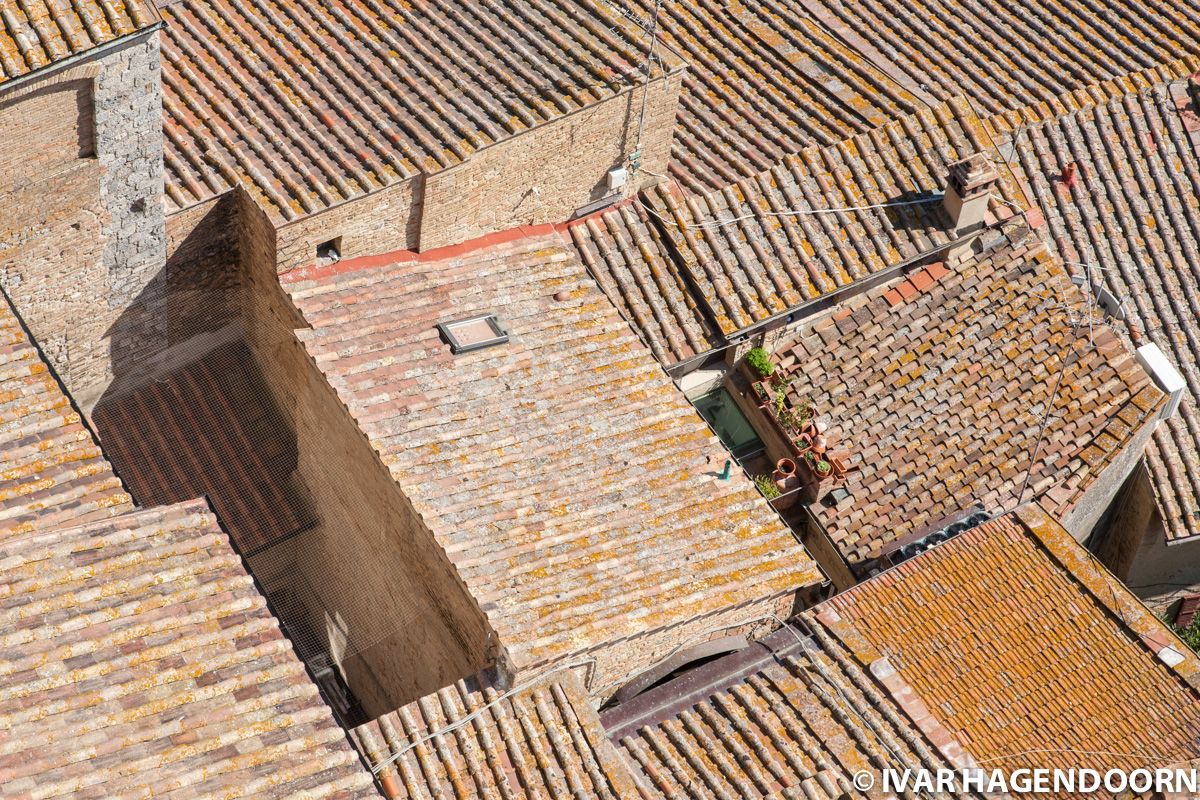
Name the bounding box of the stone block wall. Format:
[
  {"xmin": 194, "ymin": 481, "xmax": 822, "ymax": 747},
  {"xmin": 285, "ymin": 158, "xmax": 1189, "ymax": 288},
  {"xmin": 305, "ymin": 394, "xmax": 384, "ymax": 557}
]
[
  {"xmin": 536, "ymin": 589, "xmax": 806, "ymax": 703},
  {"xmin": 0, "ymin": 33, "xmax": 166, "ymax": 405},
  {"xmin": 238, "ymin": 196, "xmax": 495, "ymax": 716}
]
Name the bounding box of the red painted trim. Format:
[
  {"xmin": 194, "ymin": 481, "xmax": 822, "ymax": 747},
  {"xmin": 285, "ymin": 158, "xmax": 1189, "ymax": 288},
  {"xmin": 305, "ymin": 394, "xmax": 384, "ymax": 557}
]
[{"xmin": 279, "ymin": 196, "xmax": 640, "ymax": 284}]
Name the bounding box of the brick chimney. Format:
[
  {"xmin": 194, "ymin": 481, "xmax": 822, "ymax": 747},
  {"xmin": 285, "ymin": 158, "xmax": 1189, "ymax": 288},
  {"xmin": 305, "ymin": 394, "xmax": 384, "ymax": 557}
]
[{"xmin": 942, "ymin": 153, "xmax": 999, "ymax": 262}]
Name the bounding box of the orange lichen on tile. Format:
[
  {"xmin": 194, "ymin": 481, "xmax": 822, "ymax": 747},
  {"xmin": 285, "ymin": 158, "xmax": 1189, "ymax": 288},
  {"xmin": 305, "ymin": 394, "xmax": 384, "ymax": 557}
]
[
  {"xmin": 573, "ymin": 98, "xmax": 1023, "ymax": 365},
  {"xmin": 813, "ymin": 506, "xmax": 1200, "ymax": 786},
  {"xmin": 0, "ymin": 293, "xmax": 132, "ymax": 535},
  {"xmin": 774, "ymin": 225, "xmax": 1161, "ymax": 564},
  {"xmin": 1000, "ymin": 77, "xmax": 1200, "ymax": 544},
  {"xmin": 0, "ymin": 0, "xmax": 156, "ymax": 86}
]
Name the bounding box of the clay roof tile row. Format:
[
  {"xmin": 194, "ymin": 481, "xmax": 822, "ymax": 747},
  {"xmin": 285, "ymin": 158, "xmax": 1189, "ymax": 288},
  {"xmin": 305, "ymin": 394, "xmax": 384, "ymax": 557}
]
[
  {"xmin": 0, "ymin": 291, "xmax": 131, "ymax": 534},
  {"xmin": 776, "ymin": 224, "xmax": 1161, "ymax": 564},
  {"xmin": 0, "ymin": 0, "xmax": 156, "ymax": 85},
  {"xmin": 158, "ymin": 0, "xmax": 667, "ymax": 221},
  {"xmin": 0, "ymin": 500, "xmax": 377, "ymax": 799}
]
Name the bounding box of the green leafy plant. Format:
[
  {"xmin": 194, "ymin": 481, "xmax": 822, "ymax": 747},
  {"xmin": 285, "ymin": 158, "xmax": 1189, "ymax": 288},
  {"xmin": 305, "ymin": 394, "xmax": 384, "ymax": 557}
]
[
  {"xmin": 745, "ymin": 347, "xmax": 774, "ymax": 378},
  {"xmin": 753, "ymin": 473, "xmax": 781, "ymax": 499},
  {"xmin": 1174, "ymin": 616, "xmax": 1200, "ymax": 651}
]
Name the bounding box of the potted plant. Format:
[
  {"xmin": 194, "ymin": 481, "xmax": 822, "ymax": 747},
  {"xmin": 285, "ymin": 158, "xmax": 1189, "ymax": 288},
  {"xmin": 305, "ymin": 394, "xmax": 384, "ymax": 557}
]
[
  {"xmin": 745, "ymin": 346, "xmax": 774, "ymax": 379},
  {"xmin": 771, "ymin": 460, "xmax": 799, "ymax": 510}
]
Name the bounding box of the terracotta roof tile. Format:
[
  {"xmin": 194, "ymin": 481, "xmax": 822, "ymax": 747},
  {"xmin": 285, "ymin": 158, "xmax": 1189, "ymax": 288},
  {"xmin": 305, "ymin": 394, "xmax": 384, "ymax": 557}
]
[
  {"xmin": 609, "ymin": 0, "xmax": 924, "ymax": 194},
  {"xmin": 0, "ymin": 292, "xmax": 131, "ymax": 535},
  {"xmin": 158, "ymin": 0, "xmax": 668, "ymax": 220},
  {"xmin": 0, "ymin": 500, "xmax": 377, "ymax": 799},
  {"xmin": 811, "ymin": 505, "xmax": 1200, "ymax": 788},
  {"xmin": 353, "ymin": 670, "xmax": 640, "ymax": 799},
  {"xmin": 999, "ymin": 77, "xmax": 1200, "ymax": 542},
  {"xmin": 572, "ymin": 97, "xmax": 1022, "ymax": 365},
  {"xmin": 92, "ymin": 339, "xmax": 318, "ymax": 556},
  {"xmin": 774, "ymin": 225, "xmax": 1161, "ymax": 564},
  {"xmin": 799, "ymin": 0, "xmax": 1200, "ymax": 117},
  {"xmin": 0, "ymin": 0, "xmax": 156, "ymax": 86},
  {"xmin": 600, "ymin": 624, "xmax": 983, "ymax": 799},
  {"xmin": 281, "ymin": 234, "xmax": 823, "ymax": 672}
]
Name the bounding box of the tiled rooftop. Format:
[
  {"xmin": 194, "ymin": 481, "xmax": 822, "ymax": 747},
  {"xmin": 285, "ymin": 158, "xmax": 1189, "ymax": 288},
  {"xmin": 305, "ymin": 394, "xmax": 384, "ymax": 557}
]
[
  {"xmin": 773, "ymin": 222, "xmax": 1161, "ymax": 564},
  {"xmin": 571, "ymin": 97, "xmax": 1020, "ymax": 366},
  {"xmin": 0, "ymin": 292, "xmax": 131, "ymax": 534},
  {"xmin": 352, "ymin": 670, "xmax": 640, "ymax": 799},
  {"xmin": 998, "ymin": 76, "xmax": 1200, "ymax": 542},
  {"xmin": 601, "ymin": 624, "xmax": 981, "ymax": 800},
  {"xmin": 0, "ymin": 500, "xmax": 377, "ymax": 799},
  {"xmin": 0, "ymin": 0, "xmax": 156, "ymax": 85},
  {"xmin": 93, "ymin": 340, "xmax": 317, "ymax": 557},
  {"xmin": 609, "ymin": 0, "xmax": 923, "ymax": 194},
  {"xmin": 158, "ymin": 0, "xmax": 667, "ymax": 220},
  {"xmin": 811, "ymin": 504, "xmax": 1200, "ymax": 784},
  {"xmin": 799, "ymin": 0, "xmax": 1200, "ymax": 117},
  {"xmin": 281, "ymin": 233, "xmax": 823, "ymax": 673}
]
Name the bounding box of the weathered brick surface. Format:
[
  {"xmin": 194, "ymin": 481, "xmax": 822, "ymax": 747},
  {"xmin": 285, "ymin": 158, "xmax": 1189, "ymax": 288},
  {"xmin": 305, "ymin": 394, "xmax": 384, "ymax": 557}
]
[
  {"xmin": 419, "ymin": 77, "xmax": 680, "ymax": 251},
  {"xmin": 275, "ymin": 177, "xmax": 423, "ymax": 274},
  {"xmin": 0, "ymin": 80, "xmax": 94, "ymax": 182},
  {"xmin": 0, "ymin": 34, "xmax": 166, "ymax": 402}
]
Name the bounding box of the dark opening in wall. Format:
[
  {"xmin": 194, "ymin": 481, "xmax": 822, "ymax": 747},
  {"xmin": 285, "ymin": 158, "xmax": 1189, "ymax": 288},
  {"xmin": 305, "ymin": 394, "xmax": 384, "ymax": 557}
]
[{"xmin": 316, "ymin": 237, "xmax": 342, "ymax": 265}]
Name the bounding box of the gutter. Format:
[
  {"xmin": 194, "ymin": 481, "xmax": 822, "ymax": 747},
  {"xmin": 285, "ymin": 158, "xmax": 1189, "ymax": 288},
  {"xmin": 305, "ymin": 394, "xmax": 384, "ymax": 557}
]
[{"xmin": 0, "ymin": 22, "xmax": 163, "ymax": 99}]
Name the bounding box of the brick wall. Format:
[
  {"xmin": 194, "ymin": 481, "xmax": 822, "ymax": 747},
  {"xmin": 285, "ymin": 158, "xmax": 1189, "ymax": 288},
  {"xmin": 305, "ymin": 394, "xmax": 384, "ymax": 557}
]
[
  {"xmin": 238, "ymin": 196, "xmax": 495, "ymax": 716},
  {"xmin": 0, "ymin": 34, "xmax": 166, "ymax": 405},
  {"xmin": 274, "ymin": 175, "xmax": 423, "ymax": 274},
  {"xmin": 267, "ymin": 71, "xmax": 682, "ymax": 273},
  {"xmin": 0, "ymin": 80, "xmax": 93, "ymax": 184},
  {"xmin": 163, "ymin": 194, "xmax": 240, "ymax": 346},
  {"xmin": 419, "ymin": 73, "xmax": 681, "ymax": 251}
]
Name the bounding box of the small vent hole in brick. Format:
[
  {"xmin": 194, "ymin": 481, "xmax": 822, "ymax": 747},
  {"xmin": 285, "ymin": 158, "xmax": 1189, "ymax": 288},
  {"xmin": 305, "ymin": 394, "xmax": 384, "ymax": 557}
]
[{"xmin": 316, "ymin": 237, "xmax": 341, "ymax": 266}]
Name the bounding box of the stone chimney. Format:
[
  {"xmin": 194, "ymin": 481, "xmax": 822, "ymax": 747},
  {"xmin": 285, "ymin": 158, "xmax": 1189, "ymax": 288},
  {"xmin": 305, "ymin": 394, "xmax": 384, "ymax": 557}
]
[{"xmin": 942, "ymin": 153, "xmax": 1000, "ymax": 261}]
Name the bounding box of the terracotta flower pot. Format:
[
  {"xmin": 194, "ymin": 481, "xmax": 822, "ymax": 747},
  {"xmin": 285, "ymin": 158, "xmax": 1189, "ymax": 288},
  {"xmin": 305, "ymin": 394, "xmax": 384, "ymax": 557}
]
[{"xmin": 775, "ymin": 458, "xmax": 797, "ymax": 477}]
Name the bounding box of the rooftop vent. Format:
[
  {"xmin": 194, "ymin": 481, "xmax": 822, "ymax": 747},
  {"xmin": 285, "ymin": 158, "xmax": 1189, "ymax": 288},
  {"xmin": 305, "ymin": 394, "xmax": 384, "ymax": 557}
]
[
  {"xmin": 943, "ymin": 153, "xmax": 1000, "ymax": 235},
  {"xmin": 437, "ymin": 313, "xmax": 509, "ymax": 354}
]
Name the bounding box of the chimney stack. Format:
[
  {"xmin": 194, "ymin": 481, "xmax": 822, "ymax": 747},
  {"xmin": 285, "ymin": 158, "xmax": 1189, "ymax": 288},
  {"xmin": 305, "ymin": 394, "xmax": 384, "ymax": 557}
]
[
  {"xmin": 942, "ymin": 153, "xmax": 1001, "ymax": 263},
  {"xmin": 943, "ymin": 153, "xmax": 999, "ymax": 235}
]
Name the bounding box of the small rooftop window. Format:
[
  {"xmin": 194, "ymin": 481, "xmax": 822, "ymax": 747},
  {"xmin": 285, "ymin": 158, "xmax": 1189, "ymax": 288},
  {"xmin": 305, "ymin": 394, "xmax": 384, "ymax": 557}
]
[{"xmin": 437, "ymin": 313, "xmax": 509, "ymax": 354}]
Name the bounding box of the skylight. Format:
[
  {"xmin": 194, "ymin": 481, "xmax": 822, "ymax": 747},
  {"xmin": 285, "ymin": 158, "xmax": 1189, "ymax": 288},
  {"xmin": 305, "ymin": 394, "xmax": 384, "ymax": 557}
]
[{"xmin": 437, "ymin": 314, "xmax": 509, "ymax": 354}]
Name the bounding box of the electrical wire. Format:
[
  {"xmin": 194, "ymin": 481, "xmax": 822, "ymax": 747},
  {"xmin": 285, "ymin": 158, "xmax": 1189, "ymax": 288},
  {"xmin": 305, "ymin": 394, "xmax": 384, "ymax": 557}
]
[
  {"xmin": 637, "ymin": 193, "xmax": 945, "ymax": 232},
  {"xmin": 630, "ymin": 0, "xmax": 663, "ymax": 170}
]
